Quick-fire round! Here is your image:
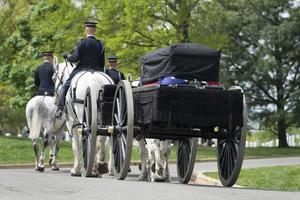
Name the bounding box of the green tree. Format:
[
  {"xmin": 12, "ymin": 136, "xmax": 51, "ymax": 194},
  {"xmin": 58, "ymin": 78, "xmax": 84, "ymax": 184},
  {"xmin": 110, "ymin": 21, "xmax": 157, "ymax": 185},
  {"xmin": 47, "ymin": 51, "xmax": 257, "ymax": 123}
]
[
  {"xmin": 0, "ymin": 0, "xmax": 85, "ymax": 132},
  {"xmin": 83, "ymin": 0, "xmax": 225, "ymax": 77},
  {"xmin": 218, "ymin": 0, "xmax": 300, "ymax": 147},
  {"xmin": 0, "ymin": 0, "xmax": 84, "ymax": 109}
]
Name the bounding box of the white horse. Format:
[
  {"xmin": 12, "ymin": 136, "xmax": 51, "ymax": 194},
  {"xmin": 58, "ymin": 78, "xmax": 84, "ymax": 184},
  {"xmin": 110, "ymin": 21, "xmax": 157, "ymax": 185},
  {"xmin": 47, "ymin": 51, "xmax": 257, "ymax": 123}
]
[
  {"xmin": 53, "ymin": 59, "xmax": 114, "ymax": 177},
  {"xmin": 26, "ymin": 95, "xmax": 65, "ymax": 172},
  {"xmin": 137, "ymin": 139, "xmax": 171, "ymax": 182}
]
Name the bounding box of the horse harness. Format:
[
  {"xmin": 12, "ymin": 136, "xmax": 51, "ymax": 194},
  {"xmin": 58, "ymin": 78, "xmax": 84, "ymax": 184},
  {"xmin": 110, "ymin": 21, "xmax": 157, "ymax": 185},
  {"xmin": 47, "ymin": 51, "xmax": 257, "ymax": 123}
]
[{"xmin": 53, "ymin": 60, "xmax": 71, "ymax": 99}]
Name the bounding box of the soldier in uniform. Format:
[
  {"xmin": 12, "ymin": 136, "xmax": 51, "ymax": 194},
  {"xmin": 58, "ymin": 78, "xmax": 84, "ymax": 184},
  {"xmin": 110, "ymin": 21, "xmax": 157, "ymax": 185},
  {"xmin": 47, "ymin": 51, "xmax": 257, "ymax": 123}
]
[
  {"xmin": 35, "ymin": 51, "xmax": 55, "ymax": 96},
  {"xmin": 105, "ymin": 55, "xmax": 125, "ymax": 85},
  {"xmin": 54, "ymin": 20, "xmax": 105, "ymax": 117}
]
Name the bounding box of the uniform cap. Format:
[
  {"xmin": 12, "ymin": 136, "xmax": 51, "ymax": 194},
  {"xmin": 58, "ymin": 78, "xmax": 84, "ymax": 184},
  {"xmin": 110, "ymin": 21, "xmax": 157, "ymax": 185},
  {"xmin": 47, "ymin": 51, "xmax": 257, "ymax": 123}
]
[
  {"xmin": 107, "ymin": 55, "xmax": 118, "ymax": 62},
  {"xmin": 41, "ymin": 51, "xmax": 53, "ymax": 57},
  {"xmin": 84, "ymin": 21, "xmax": 97, "ymax": 28}
]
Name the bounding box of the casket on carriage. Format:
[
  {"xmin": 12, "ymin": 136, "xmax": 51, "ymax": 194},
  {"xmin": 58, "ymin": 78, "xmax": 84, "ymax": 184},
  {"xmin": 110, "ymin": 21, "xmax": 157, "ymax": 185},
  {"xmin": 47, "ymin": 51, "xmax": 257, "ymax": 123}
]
[{"xmin": 82, "ymin": 43, "xmax": 247, "ymax": 186}]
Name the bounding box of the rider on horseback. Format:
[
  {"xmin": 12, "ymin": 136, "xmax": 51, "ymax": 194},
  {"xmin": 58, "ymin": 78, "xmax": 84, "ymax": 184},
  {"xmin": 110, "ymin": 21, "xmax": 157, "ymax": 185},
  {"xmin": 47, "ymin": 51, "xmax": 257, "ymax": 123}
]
[
  {"xmin": 35, "ymin": 51, "xmax": 55, "ymax": 96},
  {"xmin": 105, "ymin": 55, "xmax": 125, "ymax": 85},
  {"xmin": 54, "ymin": 20, "xmax": 105, "ymax": 118}
]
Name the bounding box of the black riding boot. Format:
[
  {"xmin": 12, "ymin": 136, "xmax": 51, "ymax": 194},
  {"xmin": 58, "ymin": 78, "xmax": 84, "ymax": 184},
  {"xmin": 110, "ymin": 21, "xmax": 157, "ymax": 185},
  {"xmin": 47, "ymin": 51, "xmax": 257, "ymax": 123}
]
[{"xmin": 54, "ymin": 89, "xmax": 68, "ymax": 118}]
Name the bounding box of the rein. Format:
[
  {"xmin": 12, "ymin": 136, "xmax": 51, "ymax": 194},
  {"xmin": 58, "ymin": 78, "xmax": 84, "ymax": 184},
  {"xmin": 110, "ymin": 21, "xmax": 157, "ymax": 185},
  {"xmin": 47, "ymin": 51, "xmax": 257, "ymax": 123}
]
[{"xmin": 53, "ymin": 59, "xmax": 71, "ymax": 98}]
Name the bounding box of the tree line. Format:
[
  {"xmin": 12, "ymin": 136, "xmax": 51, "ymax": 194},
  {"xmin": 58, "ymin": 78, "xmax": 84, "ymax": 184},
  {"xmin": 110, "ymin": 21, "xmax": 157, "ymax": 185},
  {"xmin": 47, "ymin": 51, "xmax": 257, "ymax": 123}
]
[{"xmin": 0, "ymin": 0, "xmax": 299, "ymax": 147}]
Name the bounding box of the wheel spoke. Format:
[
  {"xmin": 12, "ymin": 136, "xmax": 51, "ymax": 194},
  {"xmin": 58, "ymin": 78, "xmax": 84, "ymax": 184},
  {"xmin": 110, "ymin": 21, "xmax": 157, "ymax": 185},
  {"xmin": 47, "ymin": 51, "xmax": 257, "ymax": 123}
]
[
  {"xmin": 219, "ymin": 143, "xmax": 226, "ymax": 162},
  {"xmin": 121, "ymin": 91, "xmax": 126, "ymax": 118},
  {"xmin": 229, "ymin": 143, "xmax": 236, "ymax": 170},
  {"xmin": 114, "ymin": 113, "xmax": 120, "ymax": 124},
  {"xmin": 121, "ymin": 134, "xmax": 126, "ymax": 159},
  {"xmin": 221, "ymin": 144, "xmax": 227, "ymax": 178},
  {"xmin": 219, "ymin": 138, "xmax": 226, "ymax": 145},
  {"xmin": 118, "ymin": 139, "xmax": 124, "ymax": 169},
  {"xmin": 230, "ymin": 140, "xmax": 237, "ymax": 160},
  {"xmin": 232, "ymin": 137, "xmax": 240, "ymax": 145},
  {"xmin": 227, "ymin": 145, "xmax": 233, "ymax": 178},
  {"xmin": 118, "ymin": 89, "xmax": 124, "ymax": 115},
  {"xmin": 120, "ymin": 110, "xmax": 127, "ymax": 125},
  {"xmin": 116, "ymin": 97, "xmax": 121, "ymax": 123}
]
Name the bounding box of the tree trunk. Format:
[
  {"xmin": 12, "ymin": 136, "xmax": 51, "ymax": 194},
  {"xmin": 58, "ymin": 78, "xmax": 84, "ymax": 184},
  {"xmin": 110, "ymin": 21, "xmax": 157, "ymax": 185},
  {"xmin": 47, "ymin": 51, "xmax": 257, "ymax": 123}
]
[
  {"xmin": 274, "ymin": 46, "xmax": 289, "ymax": 148},
  {"xmin": 276, "ymin": 83, "xmax": 289, "ymax": 148},
  {"xmin": 277, "ymin": 115, "xmax": 288, "ymax": 148}
]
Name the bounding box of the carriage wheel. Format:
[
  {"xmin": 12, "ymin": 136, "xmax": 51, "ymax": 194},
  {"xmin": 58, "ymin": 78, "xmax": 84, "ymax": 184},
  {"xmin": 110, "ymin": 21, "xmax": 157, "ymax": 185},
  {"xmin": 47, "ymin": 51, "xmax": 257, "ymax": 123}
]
[
  {"xmin": 111, "ymin": 80, "xmax": 134, "ymax": 180},
  {"xmin": 176, "ymin": 138, "xmax": 198, "ymax": 184},
  {"xmin": 81, "ymin": 87, "xmax": 98, "ymax": 177},
  {"xmin": 217, "ymin": 89, "xmax": 247, "ymax": 186}
]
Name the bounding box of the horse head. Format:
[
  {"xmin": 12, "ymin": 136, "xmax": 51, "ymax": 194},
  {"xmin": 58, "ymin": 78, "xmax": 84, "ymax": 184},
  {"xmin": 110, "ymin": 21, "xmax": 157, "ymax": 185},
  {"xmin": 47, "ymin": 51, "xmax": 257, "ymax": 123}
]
[{"xmin": 52, "ymin": 57, "xmax": 73, "ymax": 103}]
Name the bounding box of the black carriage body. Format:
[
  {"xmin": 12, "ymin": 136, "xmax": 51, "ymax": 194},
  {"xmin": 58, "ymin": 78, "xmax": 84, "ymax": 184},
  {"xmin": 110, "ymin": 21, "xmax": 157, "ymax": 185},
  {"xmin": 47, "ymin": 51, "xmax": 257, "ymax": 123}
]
[
  {"xmin": 107, "ymin": 42, "xmax": 246, "ymax": 186},
  {"xmin": 98, "ymin": 85, "xmax": 117, "ymax": 126},
  {"xmin": 140, "ymin": 43, "xmax": 220, "ymax": 84},
  {"xmin": 133, "ymin": 86, "xmax": 243, "ymax": 130}
]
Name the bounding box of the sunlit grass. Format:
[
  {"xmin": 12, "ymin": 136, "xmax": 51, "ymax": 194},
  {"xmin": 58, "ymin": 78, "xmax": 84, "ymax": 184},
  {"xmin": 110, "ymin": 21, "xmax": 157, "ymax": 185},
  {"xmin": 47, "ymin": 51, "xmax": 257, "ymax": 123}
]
[{"xmin": 204, "ymin": 165, "xmax": 300, "ymax": 191}]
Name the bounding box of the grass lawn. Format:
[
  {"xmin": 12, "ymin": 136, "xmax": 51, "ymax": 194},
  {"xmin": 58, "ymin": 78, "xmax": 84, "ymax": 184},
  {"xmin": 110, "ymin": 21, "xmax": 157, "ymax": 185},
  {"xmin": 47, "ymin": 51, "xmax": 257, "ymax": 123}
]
[
  {"xmin": 0, "ymin": 136, "xmax": 300, "ymax": 164},
  {"xmin": 204, "ymin": 165, "xmax": 300, "ymax": 191},
  {"xmin": 0, "ymin": 136, "xmax": 74, "ymax": 164}
]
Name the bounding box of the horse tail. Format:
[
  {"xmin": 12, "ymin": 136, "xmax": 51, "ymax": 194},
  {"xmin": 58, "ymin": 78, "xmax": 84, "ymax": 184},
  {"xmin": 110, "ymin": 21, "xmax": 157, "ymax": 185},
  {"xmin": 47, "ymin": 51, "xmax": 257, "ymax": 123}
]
[{"xmin": 26, "ymin": 97, "xmax": 43, "ymax": 140}]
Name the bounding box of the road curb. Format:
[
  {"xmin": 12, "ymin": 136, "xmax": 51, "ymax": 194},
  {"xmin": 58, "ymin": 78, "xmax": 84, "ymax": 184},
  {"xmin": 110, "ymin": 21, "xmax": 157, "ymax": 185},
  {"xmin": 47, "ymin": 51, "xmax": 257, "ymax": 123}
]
[
  {"xmin": 2, "ymin": 156, "xmax": 298, "ymax": 169},
  {"xmin": 190, "ymin": 172, "xmax": 242, "ymax": 187},
  {"xmin": 0, "ymin": 159, "xmax": 216, "ymax": 170}
]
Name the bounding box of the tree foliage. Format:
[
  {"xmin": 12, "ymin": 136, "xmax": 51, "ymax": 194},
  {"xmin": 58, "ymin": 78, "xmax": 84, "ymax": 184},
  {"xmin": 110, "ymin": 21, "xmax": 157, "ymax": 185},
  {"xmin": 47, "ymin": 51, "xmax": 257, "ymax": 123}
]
[{"xmin": 217, "ymin": 0, "xmax": 300, "ymax": 147}]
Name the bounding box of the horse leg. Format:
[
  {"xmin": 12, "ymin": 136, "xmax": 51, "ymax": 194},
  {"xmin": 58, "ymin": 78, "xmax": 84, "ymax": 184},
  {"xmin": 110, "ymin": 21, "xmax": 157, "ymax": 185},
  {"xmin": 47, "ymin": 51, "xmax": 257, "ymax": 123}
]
[
  {"xmin": 138, "ymin": 140, "xmax": 149, "ymax": 181},
  {"xmin": 37, "ymin": 133, "xmax": 48, "ymax": 172},
  {"xmin": 150, "ymin": 146, "xmax": 158, "ymax": 182},
  {"xmin": 71, "ymin": 127, "xmax": 82, "ymax": 176},
  {"xmin": 151, "ymin": 139, "xmax": 168, "ymax": 182},
  {"xmin": 108, "ymin": 137, "xmax": 114, "ymax": 176},
  {"xmin": 97, "ymin": 136, "xmax": 109, "ymax": 175},
  {"xmin": 49, "ymin": 134, "xmax": 60, "ymax": 171},
  {"xmin": 163, "ymin": 140, "xmax": 171, "ymax": 182},
  {"xmin": 32, "ymin": 139, "xmax": 39, "ymax": 171}
]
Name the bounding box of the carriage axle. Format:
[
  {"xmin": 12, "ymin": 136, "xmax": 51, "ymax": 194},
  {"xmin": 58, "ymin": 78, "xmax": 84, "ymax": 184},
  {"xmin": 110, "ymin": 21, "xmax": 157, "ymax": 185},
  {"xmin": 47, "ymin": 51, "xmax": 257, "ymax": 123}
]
[{"xmin": 95, "ymin": 124, "xmax": 229, "ymax": 140}]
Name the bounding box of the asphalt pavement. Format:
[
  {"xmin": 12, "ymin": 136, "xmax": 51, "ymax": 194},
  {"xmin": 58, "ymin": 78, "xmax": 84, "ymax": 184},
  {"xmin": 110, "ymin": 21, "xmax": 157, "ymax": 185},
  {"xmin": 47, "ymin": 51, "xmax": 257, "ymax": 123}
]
[{"xmin": 0, "ymin": 157, "xmax": 299, "ymax": 200}]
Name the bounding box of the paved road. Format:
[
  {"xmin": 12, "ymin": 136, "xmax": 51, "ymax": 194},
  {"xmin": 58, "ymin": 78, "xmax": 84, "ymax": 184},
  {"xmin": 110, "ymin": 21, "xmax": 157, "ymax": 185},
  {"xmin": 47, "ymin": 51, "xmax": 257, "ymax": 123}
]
[{"xmin": 1, "ymin": 157, "xmax": 299, "ymax": 200}]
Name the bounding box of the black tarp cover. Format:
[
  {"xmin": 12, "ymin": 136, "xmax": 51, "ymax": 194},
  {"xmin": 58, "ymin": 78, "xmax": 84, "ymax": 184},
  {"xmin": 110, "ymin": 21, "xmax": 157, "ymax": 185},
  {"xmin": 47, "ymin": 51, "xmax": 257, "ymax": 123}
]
[{"xmin": 139, "ymin": 43, "xmax": 220, "ymax": 83}]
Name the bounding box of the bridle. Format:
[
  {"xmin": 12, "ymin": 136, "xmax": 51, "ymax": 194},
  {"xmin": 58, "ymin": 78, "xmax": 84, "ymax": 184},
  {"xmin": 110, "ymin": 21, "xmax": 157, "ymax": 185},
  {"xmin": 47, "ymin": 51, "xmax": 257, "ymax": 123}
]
[{"xmin": 53, "ymin": 58, "xmax": 71, "ymax": 99}]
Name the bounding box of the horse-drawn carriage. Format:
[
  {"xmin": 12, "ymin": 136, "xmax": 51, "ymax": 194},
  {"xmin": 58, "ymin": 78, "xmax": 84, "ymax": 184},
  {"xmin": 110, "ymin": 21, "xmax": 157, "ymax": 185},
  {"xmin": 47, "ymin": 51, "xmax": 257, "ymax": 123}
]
[{"xmin": 80, "ymin": 43, "xmax": 247, "ymax": 187}]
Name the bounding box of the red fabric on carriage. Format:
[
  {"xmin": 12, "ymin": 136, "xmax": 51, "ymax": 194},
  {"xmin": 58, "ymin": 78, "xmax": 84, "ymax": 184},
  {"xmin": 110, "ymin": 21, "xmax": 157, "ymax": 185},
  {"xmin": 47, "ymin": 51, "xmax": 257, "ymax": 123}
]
[
  {"xmin": 207, "ymin": 81, "xmax": 222, "ymax": 86},
  {"xmin": 143, "ymin": 81, "xmax": 159, "ymax": 87}
]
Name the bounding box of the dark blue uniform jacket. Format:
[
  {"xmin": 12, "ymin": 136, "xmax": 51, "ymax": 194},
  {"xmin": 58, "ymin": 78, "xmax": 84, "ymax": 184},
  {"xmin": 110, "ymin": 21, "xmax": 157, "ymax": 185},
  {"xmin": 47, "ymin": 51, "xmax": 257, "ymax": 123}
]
[
  {"xmin": 35, "ymin": 62, "xmax": 55, "ymax": 96},
  {"xmin": 105, "ymin": 68, "xmax": 125, "ymax": 85},
  {"xmin": 68, "ymin": 36, "xmax": 105, "ymax": 72}
]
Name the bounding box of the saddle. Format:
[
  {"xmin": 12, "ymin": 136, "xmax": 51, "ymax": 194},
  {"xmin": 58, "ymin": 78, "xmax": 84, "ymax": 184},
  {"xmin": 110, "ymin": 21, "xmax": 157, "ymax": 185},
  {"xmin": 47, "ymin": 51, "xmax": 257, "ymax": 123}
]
[{"xmin": 69, "ymin": 71, "xmax": 89, "ymax": 105}]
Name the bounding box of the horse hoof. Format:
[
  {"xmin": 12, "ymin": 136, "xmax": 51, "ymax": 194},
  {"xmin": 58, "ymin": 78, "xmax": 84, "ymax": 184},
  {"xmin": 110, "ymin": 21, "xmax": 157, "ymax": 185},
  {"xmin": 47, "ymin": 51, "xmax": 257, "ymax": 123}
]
[
  {"xmin": 52, "ymin": 167, "xmax": 59, "ymax": 171},
  {"xmin": 51, "ymin": 163, "xmax": 59, "ymax": 171},
  {"xmin": 71, "ymin": 172, "xmax": 81, "ymax": 177},
  {"xmin": 152, "ymin": 174, "xmax": 166, "ymax": 182},
  {"xmin": 108, "ymin": 173, "xmax": 114, "ymax": 176},
  {"xmin": 98, "ymin": 163, "xmax": 109, "ymax": 174},
  {"xmin": 70, "ymin": 168, "xmax": 81, "ymax": 177},
  {"xmin": 37, "ymin": 166, "xmax": 45, "ymax": 172}
]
